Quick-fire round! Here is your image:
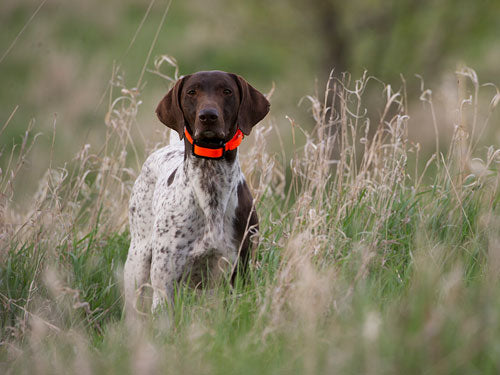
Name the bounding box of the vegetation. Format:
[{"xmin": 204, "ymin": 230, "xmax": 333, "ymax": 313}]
[
  {"xmin": 2, "ymin": 0, "xmax": 500, "ymax": 169},
  {"xmin": 1, "ymin": 61, "xmax": 500, "ymax": 373},
  {"xmin": 2, "ymin": 1, "xmax": 500, "ymax": 372}
]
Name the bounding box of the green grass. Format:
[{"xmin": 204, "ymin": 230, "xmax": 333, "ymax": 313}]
[{"xmin": 1, "ymin": 68, "xmax": 500, "ymax": 373}]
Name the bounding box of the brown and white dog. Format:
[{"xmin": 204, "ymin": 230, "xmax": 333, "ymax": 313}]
[{"xmin": 124, "ymin": 71, "xmax": 269, "ymax": 313}]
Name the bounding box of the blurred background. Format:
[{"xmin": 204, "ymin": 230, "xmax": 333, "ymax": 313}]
[{"xmin": 1, "ymin": 0, "xmax": 499, "ymax": 191}]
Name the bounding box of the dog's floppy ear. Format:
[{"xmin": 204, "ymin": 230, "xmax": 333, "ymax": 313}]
[
  {"xmin": 232, "ymin": 74, "xmax": 270, "ymax": 135},
  {"xmin": 156, "ymin": 75, "xmax": 189, "ymax": 139}
]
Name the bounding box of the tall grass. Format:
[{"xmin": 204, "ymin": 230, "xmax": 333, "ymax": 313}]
[{"xmin": 1, "ymin": 65, "xmax": 500, "ymax": 374}]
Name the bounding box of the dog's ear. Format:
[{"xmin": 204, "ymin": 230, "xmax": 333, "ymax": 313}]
[
  {"xmin": 232, "ymin": 74, "xmax": 270, "ymax": 135},
  {"xmin": 156, "ymin": 76, "xmax": 189, "ymax": 139}
]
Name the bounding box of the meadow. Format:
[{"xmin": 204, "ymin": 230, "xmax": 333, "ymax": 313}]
[{"xmin": 1, "ymin": 58, "xmax": 500, "ymax": 374}]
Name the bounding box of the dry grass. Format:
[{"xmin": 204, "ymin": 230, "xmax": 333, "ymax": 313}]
[{"xmin": 1, "ymin": 65, "xmax": 500, "ymax": 374}]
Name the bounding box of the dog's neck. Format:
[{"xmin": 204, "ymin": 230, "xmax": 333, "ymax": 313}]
[{"xmin": 182, "ymin": 142, "xmax": 241, "ymax": 241}]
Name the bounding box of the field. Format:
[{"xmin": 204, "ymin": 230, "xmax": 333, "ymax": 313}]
[{"xmin": 1, "ymin": 58, "xmax": 500, "ymax": 374}]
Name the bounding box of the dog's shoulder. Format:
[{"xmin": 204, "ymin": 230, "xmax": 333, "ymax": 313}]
[
  {"xmin": 141, "ymin": 142, "xmax": 184, "ymax": 179},
  {"xmin": 130, "ymin": 143, "xmax": 184, "ymax": 206}
]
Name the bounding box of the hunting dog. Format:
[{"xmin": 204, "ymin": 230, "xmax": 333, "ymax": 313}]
[{"xmin": 124, "ymin": 71, "xmax": 270, "ymax": 313}]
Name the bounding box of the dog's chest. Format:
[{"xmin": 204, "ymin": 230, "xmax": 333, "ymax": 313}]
[{"xmin": 154, "ymin": 154, "xmax": 241, "ymax": 264}]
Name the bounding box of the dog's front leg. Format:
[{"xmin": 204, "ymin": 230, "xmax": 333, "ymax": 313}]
[
  {"xmin": 150, "ymin": 239, "xmax": 191, "ymax": 314},
  {"xmin": 124, "ymin": 241, "xmax": 151, "ymax": 316}
]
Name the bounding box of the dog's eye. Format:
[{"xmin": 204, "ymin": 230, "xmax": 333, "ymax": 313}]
[
  {"xmin": 187, "ymin": 89, "xmax": 196, "ymax": 96},
  {"xmin": 223, "ymin": 89, "xmax": 232, "ymax": 95}
]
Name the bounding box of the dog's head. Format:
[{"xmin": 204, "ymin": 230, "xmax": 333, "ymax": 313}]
[{"xmin": 156, "ymin": 71, "xmax": 270, "ymax": 145}]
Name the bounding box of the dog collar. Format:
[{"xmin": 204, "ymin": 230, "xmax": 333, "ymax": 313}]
[{"xmin": 184, "ymin": 128, "xmax": 244, "ymax": 159}]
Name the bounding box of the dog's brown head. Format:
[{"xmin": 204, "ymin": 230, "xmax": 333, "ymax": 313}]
[{"xmin": 156, "ymin": 71, "xmax": 270, "ymax": 144}]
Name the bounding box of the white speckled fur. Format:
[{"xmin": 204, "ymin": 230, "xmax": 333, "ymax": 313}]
[{"xmin": 124, "ymin": 138, "xmax": 244, "ymax": 313}]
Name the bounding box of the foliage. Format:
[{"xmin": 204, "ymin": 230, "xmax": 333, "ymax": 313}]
[
  {"xmin": 1, "ymin": 64, "xmax": 500, "ymax": 373},
  {"xmin": 2, "ymin": 0, "xmax": 500, "ymax": 168}
]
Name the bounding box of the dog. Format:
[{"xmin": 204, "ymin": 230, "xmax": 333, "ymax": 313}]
[{"xmin": 124, "ymin": 70, "xmax": 270, "ymax": 313}]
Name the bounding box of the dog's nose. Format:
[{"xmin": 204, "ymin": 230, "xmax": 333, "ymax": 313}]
[{"xmin": 198, "ymin": 108, "xmax": 219, "ymax": 123}]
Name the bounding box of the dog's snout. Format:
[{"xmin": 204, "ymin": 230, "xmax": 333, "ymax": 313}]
[{"xmin": 198, "ymin": 108, "xmax": 219, "ymax": 123}]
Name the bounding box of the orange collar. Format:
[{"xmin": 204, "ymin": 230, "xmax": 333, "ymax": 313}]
[{"xmin": 184, "ymin": 128, "xmax": 244, "ymax": 159}]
